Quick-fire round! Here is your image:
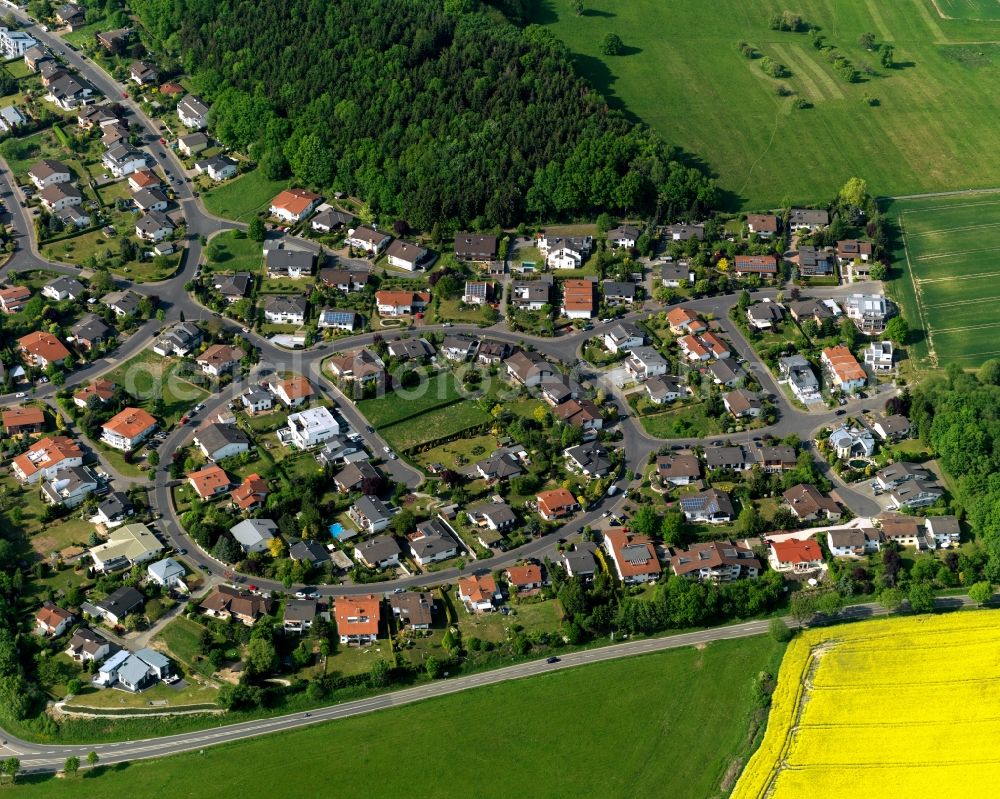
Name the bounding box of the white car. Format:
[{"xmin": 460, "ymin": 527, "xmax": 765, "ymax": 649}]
[
  {"xmin": 383, "ymin": 446, "xmax": 391, "ymax": 453},
  {"xmin": 15, "ymin": 392, "xmax": 25, "ymax": 399}
]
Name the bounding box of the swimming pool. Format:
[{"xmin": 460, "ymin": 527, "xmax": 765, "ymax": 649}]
[{"xmin": 329, "ymin": 523, "xmax": 344, "ymax": 539}]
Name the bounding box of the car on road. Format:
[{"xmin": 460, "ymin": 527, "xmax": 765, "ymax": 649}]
[
  {"xmin": 835, "ymin": 409, "xmax": 846, "ymax": 416},
  {"xmin": 383, "ymin": 446, "xmax": 391, "ymax": 453},
  {"xmin": 295, "ymin": 589, "xmax": 317, "ymax": 599},
  {"xmin": 241, "ymin": 327, "xmax": 250, "ymax": 334},
  {"xmin": 159, "ymin": 138, "xmax": 165, "ymax": 144},
  {"xmin": 178, "ymin": 548, "xmax": 187, "ymax": 555},
  {"xmin": 15, "ymin": 392, "xmax": 25, "ymax": 399},
  {"xmin": 388, "ymin": 452, "xmax": 397, "ymax": 460},
  {"xmin": 546, "ymin": 657, "xmax": 560, "ymax": 664},
  {"xmin": 194, "ymin": 403, "xmax": 205, "ymax": 412},
  {"xmin": 442, "ymin": 322, "xmax": 452, "ymax": 327},
  {"xmin": 366, "ymin": 425, "xmax": 374, "ymax": 433},
  {"xmin": 121, "ymin": 91, "xmax": 128, "ymax": 98}
]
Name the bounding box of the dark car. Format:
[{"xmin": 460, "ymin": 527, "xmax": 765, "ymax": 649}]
[
  {"xmin": 546, "ymin": 657, "xmax": 560, "ymax": 664},
  {"xmin": 835, "ymin": 409, "xmax": 846, "ymax": 416}
]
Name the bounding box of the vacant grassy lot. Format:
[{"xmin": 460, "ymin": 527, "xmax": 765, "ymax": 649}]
[
  {"xmin": 202, "ymin": 170, "xmax": 288, "ymax": 222},
  {"xmin": 636, "ymin": 400, "xmax": 724, "ymax": 439},
  {"xmin": 204, "ymin": 229, "xmax": 261, "ymax": 273},
  {"xmin": 26, "ymin": 637, "xmax": 783, "ymax": 799},
  {"xmin": 380, "ymin": 401, "xmax": 491, "ymax": 452},
  {"xmin": 885, "ymin": 191, "xmax": 1000, "ymax": 367},
  {"xmin": 104, "ymin": 351, "xmax": 208, "ymax": 426},
  {"xmin": 355, "ymin": 371, "xmax": 464, "ymax": 428},
  {"xmin": 530, "ymin": 0, "xmax": 1000, "ymax": 209},
  {"xmin": 734, "ymin": 611, "xmax": 1000, "ymax": 798}
]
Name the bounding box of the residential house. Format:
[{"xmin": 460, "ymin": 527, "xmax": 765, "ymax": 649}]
[
  {"xmin": 335, "ymin": 595, "xmax": 382, "ymax": 644},
  {"xmin": 269, "ymin": 188, "xmax": 322, "ymax": 222},
  {"xmin": 200, "ymin": 585, "xmax": 273, "ymax": 626},
  {"xmin": 540, "ymin": 376, "xmax": 574, "ymax": 406},
  {"xmin": 374, "ymin": 290, "xmax": 430, "ymax": 317},
  {"xmin": 822, "ymin": 345, "xmax": 867, "ymax": 393},
  {"xmin": 506, "ymin": 563, "xmax": 544, "ymax": 594},
  {"xmin": 746, "ymin": 214, "xmax": 779, "ymax": 237},
  {"xmin": 57, "ymin": 4, "xmax": 86, "ymax": 27},
  {"xmin": 789, "ymin": 208, "xmax": 830, "ymax": 231},
  {"xmin": 229, "ymin": 518, "xmax": 278, "ymax": 554},
  {"xmin": 47, "ymin": 73, "xmax": 95, "ymax": 111},
  {"xmin": 666, "ymin": 223, "xmax": 704, "ymax": 241},
  {"xmin": 132, "ymin": 187, "xmax": 169, "ymax": 213},
  {"xmin": 561, "ymin": 279, "xmax": 596, "ymax": 319},
  {"xmin": 387, "ymin": 337, "xmax": 434, "ymax": 361},
  {"xmin": 11, "ymin": 436, "xmax": 82, "ymax": 484},
  {"xmin": 327, "ymin": 348, "xmax": 385, "ymax": 384},
  {"xmin": 23, "ymin": 44, "xmax": 52, "ymax": 72},
  {"xmin": 74, "ymin": 379, "xmax": 115, "ymax": 408},
  {"xmin": 827, "ymin": 528, "xmax": 883, "ymax": 558},
  {"xmin": 333, "ymin": 461, "xmax": 381, "ymax": 494},
  {"xmin": 311, "ymin": 207, "xmax": 354, "ymax": 233},
  {"xmin": 38, "ymin": 183, "xmax": 82, "ymax": 213},
  {"xmin": 194, "ymin": 155, "xmax": 238, "ymax": 182},
  {"xmin": 453, "ymin": 233, "xmax": 497, "ymax": 261},
  {"xmin": 604, "ymin": 321, "xmax": 645, "ymax": 353},
  {"xmin": 626, "ymin": 346, "xmax": 668, "ymax": 380},
  {"xmin": 876, "ymin": 462, "xmax": 933, "ymax": 491},
  {"xmin": 458, "ymin": 574, "xmax": 501, "ymax": 613},
  {"xmin": 779, "ymin": 354, "xmax": 821, "ymax": 403},
  {"xmin": 231, "ymin": 473, "xmax": 269, "ymax": 513},
  {"xmin": 385, "ymin": 239, "xmax": 428, "ymax": 271},
  {"xmin": 265, "ymin": 247, "xmax": 315, "ymax": 279},
  {"xmin": 102, "ymin": 289, "xmax": 143, "ymax": 318},
  {"xmin": 723, "ymin": 388, "xmax": 763, "ymax": 419},
  {"xmin": 354, "ymin": 535, "xmax": 402, "ymax": 570},
  {"xmin": 128, "ymin": 169, "xmax": 161, "ymax": 192},
  {"xmin": 553, "ymin": 398, "xmax": 604, "ymax": 430},
  {"xmin": 547, "ymin": 246, "xmax": 584, "ymax": 270},
  {"xmin": 865, "ymin": 340, "xmax": 895, "ymax": 372},
  {"xmin": 349, "ymin": 495, "xmax": 393, "ymax": 534},
  {"xmin": 408, "ymin": 518, "xmax": 462, "ymax": 566},
  {"xmin": 389, "ymin": 592, "xmax": 434, "ymax": 630},
  {"xmin": 645, "ymin": 375, "xmax": 688, "ymax": 405},
  {"xmin": 65, "ymin": 628, "xmax": 112, "ymax": 663},
  {"xmin": 104, "ymin": 144, "xmax": 149, "ymax": 178},
  {"xmin": 660, "ymin": 261, "xmax": 694, "ymax": 287},
  {"xmin": 214, "ymin": 273, "xmax": 252, "ymax": 304},
  {"xmin": 90, "ymin": 523, "xmax": 162, "ymax": 572},
  {"xmin": 667, "ymin": 305, "xmax": 708, "ymax": 336},
  {"xmin": 926, "ymin": 516, "xmax": 961, "ymax": 549},
  {"xmin": 152, "ymin": 322, "xmax": 201, "ymax": 356},
  {"xmin": 283, "ymin": 599, "xmax": 328, "ymax": 634},
  {"xmin": 536, "ymin": 488, "xmax": 578, "ymax": 521},
  {"xmin": 19, "ymin": 330, "xmax": 70, "ymax": 368},
  {"xmin": 704, "ymin": 445, "xmax": 751, "ymax": 472},
  {"xmin": 889, "ymin": 479, "xmax": 944, "ymax": 510},
  {"xmin": 505, "ymin": 350, "xmax": 553, "ymax": 387},
  {"xmin": 3, "ymin": 406, "xmax": 45, "ymax": 435},
  {"xmin": 289, "ymin": 540, "xmax": 328, "ymax": 564},
  {"xmin": 733, "ymin": 254, "xmax": 778, "ymax": 278},
  {"xmin": 272, "ymin": 376, "xmax": 314, "ymax": 407},
  {"xmin": 669, "ymin": 541, "xmax": 761, "ymax": 583},
  {"xmin": 129, "ymin": 60, "xmax": 157, "ymax": 85},
  {"xmin": 604, "ymin": 529, "xmax": 661, "ymax": 584},
  {"xmin": 319, "ymin": 268, "xmax": 370, "ymax": 292},
  {"xmin": 466, "ymin": 502, "xmax": 517, "ymax": 545},
  {"xmin": 28, "ymin": 160, "xmax": 71, "ymax": 191},
  {"xmin": 316, "ymin": 308, "xmax": 359, "ymax": 332},
  {"xmin": 747, "ymin": 302, "xmax": 783, "ymax": 330},
  {"xmin": 239, "ymin": 386, "xmax": 273, "ymax": 415},
  {"xmin": 828, "ymin": 425, "xmax": 875, "ymax": 459},
  {"xmin": 35, "ymin": 603, "xmax": 74, "ymax": 636},
  {"xmin": 440, "ymin": 335, "xmax": 478, "ymax": 362},
  {"xmin": 783, "ymin": 483, "xmax": 841, "ymax": 522},
  {"xmin": 654, "ymin": 453, "xmax": 701, "ymax": 486},
  {"xmin": 836, "ymin": 239, "xmax": 873, "ymax": 266},
  {"xmin": 475, "ymin": 452, "xmax": 523, "ymax": 482},
  {"xmin": 750, "ymin": 443, "xmax": 797, "ymax": 473},
  {"xmin": 797, "ymin": 246, "xmax": 835, "ymax": 277},
  {"xmin": 0, "ymin": 285, "xmax": 30, "ymax": 314},
  {"xmin": 95, "ymin": 586, "xmax": 145, "ymax": 625},
  {"xmin": 509, "ymin": 278, "xmax": 552, "ymax": 310},
  {"xmin": 562, "ymin": 544, "xmax": 598, "ymax": 581},
  {"xmin": 844, "ymin": 293, "xmax": 889, "ymax": 334},
  {"xmin": 101, "ymin": 407, "xmax": 157, "ymax": 450},
  {"xmin": 564, "ymin": 440, "xmax": 612, "ymax": 479},
  {"xmin": 680, "ymin": 488, "xmax": 735, "ymax": 523},
  {"xmin": 606, "ymin": 225, "xmax": 639, "ymax": 249},
  {"xmin": 346, "ymin": 226, "xmax": 392, "ymax": 255},
  {"xmin": 768, "ymin": 539, "xmax": 825, "ymax": 573},
  {"xmin": 602, "ymin": 281, "xmax": 636, "ymax": 306},
  {"xmin": 195, "ymin": 344, "xmax": 244, "ymax": 377},
  {"xmin": 789, "ymin": 299, "xmax": 837, "ymax": 325},
  {"xmin": 42, "ymin": 276, "xmax": 85, "ymax": 301},
  {"xmin": 135, "ymin": 210, "xmax": 174, "ymax": 242},
  {"xmin": 701, "ymin": 332, "xmax": 731, "ymax": 359},
  {"xmin": 462, "ymin": 280, "xmax": 492, "ymax": 305},
  {"xmin": 879, "ymin": 515, "xmax": 934, "ymax": 549},
  {"xmin": 709, "ymin": 357, "xmax": 745, "ymax": 388},
  {"xmin": 177, "ymin": 131, "xmax": 209, "ymax": 157},
  {"xmin": 96, "ymin": 28, "xmax": 132, "ymax": 54},
  {"xmin": 263, "ymin": 295, "xmax": 307, "ymax": 325},
  {"xmin": 538, "ymin": 234, "xmax": 593, "ymax": 256},
  {"xmin": 476, "ymin": 340, "xmax": 511, "ymax": 365},
  {"xmin": 177, "ymin": 94, "xmax": 210, "ymax": 130},
  {"xmin": 187, "ymin": 464, "xmax": 232, "ymax": 500},
  {"xmin": 872, "ymin": 414, "xmax": 910, "ymax": 442},
  {"xmin": 194, "ymin": 422, "xmax": 250, "ymax": 462},
  {"xmin": 40, "ymin": 465, "xmax": 99, "ymax": 508},
  {"xmin": 285, "ymin": 406, "xmax": 339, "ymax": 449},
  {"xmin": 147, "ymin": 558, "xmax": 185, "ymax": 588},
  {"xmin": 93, "ymin": 491, "xmax": 134, "ymax": 528}
]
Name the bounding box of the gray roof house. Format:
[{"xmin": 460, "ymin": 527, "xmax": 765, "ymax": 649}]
[
  {"xmin": 409, "ymin": 518, "xmax": 461, "ymax": 566},
  {"xmin": 354, "ymin": 535, "xmax": 402, "ymax": 570},
  {"xmin": 229, "ymin": 518, "xmax": 278, "ymax": 554},
  {"xmin": 147, "ymin": 557, "xmax": 185, "ymax": 587}
]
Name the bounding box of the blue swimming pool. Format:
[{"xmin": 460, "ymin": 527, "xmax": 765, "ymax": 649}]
[{"xmin": 329, "ymin": 523, "xmax": 344, "ymax": 539}]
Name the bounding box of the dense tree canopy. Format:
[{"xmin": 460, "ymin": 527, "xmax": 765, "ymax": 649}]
[{"xmin": 131, "ymin": 0, "xmax": 716, "ymax": 228}]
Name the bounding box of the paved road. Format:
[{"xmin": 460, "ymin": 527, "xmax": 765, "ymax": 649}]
[{"xmin": 0, "ymin": 594, "xmax": 979, "ymax": 773}]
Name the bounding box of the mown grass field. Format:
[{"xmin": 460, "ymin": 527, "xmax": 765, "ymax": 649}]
[
  {"xmin": 202, "ymin": 170, "xmax": 288, "ymax": 222},
  {"xmin": 733, "ymin": 611, "xmax": 1000, "ymax": 798},
  {"xmin": 104, "ymin": 351, "xmax": 208, "ymax": 425},
  {"xmin": 885, "ymin": 191, "xmax": 1000, "ymax": 367},
  {"xmin": 355, "ymin": 371, "xmax": 464, "ymax": 427},
  {"xmin": 380, "ymin": 401, "xmax": 491, "ymax": 452},
  {"xmin": 26, "ymin": 637, "xmax": 784, "ymax": 799},
  {"xmin": 530, "ymin": 0, "xmax": 1000, "ymax": 209}
]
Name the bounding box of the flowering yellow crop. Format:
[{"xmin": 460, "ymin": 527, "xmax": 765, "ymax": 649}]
[{"xmin": 731, "ymin": 610, "xmax": 1000, "ymax": 799}]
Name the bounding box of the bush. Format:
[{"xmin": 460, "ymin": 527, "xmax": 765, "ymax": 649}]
[
  {"xmin": 759, "ymin": 56, "xmax": 789, "ymax": 79},
  {"xmin": 601, "ymin": 32, "xmax": 624, "ymax": 56},
  {"xmin": 737, "ymin": 41, "xmax": 757, "ymax": 59},
  {"xmin": 794, "ymin": 98, "xmax": 812, "ymax": 110},
  {"xmin": 769, "ymin": 617, "xmax": 793, "ymax": 643},
  {"xmin": 776, "ymin": 84, "xmax": 793, "ymax": 97}
]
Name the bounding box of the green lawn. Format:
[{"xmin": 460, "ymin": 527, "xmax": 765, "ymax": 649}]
[
  {"xmin": 456, "ymin": 599, "xmax": 564, "ymax": 643},
  {"xmin": 413, "ymin": 433, "xmax": 498, "ymax": 471},
  {"xmin": 530, "ymin": 0, "xmax": 1000, "ymax": 210},
  {"xmin": 22, "ymin": 636, "xmax": 784, "ymax": 799},
  {"xmin": 153, "ymin": 617, "xmax": 215, "ymax": 678},
  {"xmin": 883, "ymin": 191, "xmax": 1000, "ymax": 368},
  {"xmin": 202, "ymin": 170, "xmax": 288, "ymax": 222},
  {"xmin": 62, "ymin": 19, "xmax": 109, "ymax": 49},
  {"xmin": 63, "ymin": 680, "xmax": 219, "ymax": 711},
  {"xmin": 433, "ymin": 298, "xmax": 494, "ymax": 324},
  {"xmin": 103, "ymin": 351, "xmax": 209, "ymax": 426},
  {"xmin": 204, "ymin": 229, "xmax": 262, "ymax": 273},
  {"xmin": 355, "ymin": 371, "xmax": 464, "ymax": 428},
  {"xmin": 380, "ymin": 401, "xmax": 491, "ymax": 453},
  {"xmin": 637, "ymin": 400, "xmax": 724, "ymax": 439}
]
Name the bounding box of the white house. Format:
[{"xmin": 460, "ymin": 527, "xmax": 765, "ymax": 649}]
[
  {"xmin": 135, "ymin": 211, "xmax": 174, "ymax": 242},
  {"xmin": 865, "ymin": 340, "xmax": 894, "ymax": 372},
  {"xmin": 147, "ymin": 557, "xmax": 185, "ymax": 588},
  {"xmin": 177, "ymin": 94, "xmax": 210, "ymax": 130},
  {"xmin": 284, "ymin": 406, "xmax": 339, "ymax": 449},
  {"xmin": 263, "ymin": 295, "xmax": 307, "ymax": 325},
  {"xmin": 103, "ymin": 144, "xmax": 148, "ymax": 178},
  {"xmin": 625, "ymin": 347, "xmax": 668, "ymax": 381},
  {"xmin": 101, "ymin": 408, "xmax": 157, "ymax": 451},
  {"xmin": 547, "ymin": 246, "xmax": 583, "ymax": 270},
  {"xmin": 604, "ymin": 322, "xmax": 645, "ymax": 354}
]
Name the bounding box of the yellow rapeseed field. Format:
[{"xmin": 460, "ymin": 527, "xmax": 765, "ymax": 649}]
[{"xmin": 731, "ymin": 610, "xmax": 1000, "ymax": 798}]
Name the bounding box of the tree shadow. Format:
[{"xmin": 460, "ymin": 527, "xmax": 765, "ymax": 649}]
[
  {"xmin": 581, "ymin": 8, "xmax": 615, "ymax": 17},
  {"xmin": 891, "ymin": 60, "xmax": 916, "ymax": 70},
  {"xmin": 616, "ymin": 45, "xmax": 643, "ymax": 57},
  {"xmin": 530, "ymin": 0, "xmax": 558, "ymax": 24}
]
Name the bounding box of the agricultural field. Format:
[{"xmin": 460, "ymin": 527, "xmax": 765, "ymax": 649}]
[
  {"xmin": 733, "ymin": 611, "xmax": 1000, "ymax": 798},
  {"xmin": 530, "ymin": 0, "xmax": 1000, "ymax": 209},
  {"xmin": 25, "ymin": 637, "xmax": 783, "ymax": 799},
  {"xmin": 886, "ymin": 191, "xmax": 1000, "ymax": 367}
]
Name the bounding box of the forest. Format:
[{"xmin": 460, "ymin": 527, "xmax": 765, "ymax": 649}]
[{"xmin": 128, "ymin": 0, "xmax": 717, "ymax": 229}]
